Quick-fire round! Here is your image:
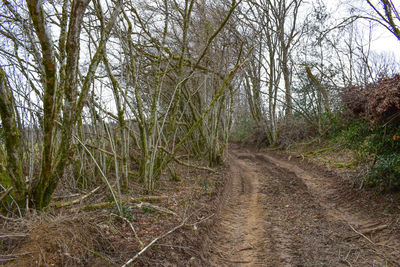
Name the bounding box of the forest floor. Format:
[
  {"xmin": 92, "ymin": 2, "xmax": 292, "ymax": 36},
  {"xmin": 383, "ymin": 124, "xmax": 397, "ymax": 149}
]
[{"xmin": 2, "ymin": 143, "xmax": 400, "ymax": 266}]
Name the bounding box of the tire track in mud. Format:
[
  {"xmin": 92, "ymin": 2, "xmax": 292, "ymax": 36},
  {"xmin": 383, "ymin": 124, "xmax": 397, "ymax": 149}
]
[
  {"xmin": 255, "ymin": 152, "xmax": 400, "ymax": 266},
  {"xmin": 209, "ymin": 151, "xmax": 308, "ymax": 266},
  {"xmin": 207, "ymin": 147, "xmax": 400, "ymax": 266},
  {"xmin": 256, "ymin": 153, "xmax": 374, "ymax": 227},
  {"xmin": 208, "ymin": 154, "xmax": 271, "ymax": 266}
]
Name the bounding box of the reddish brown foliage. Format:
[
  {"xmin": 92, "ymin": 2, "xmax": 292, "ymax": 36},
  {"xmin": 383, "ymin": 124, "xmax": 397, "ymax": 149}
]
[
  {"xmin": 342, "ymin": 75, "xmax": 400, "ymax": 124},
  {"xmin": 341, "ymin": 85, "xmax": 367, "ymax": 117}
]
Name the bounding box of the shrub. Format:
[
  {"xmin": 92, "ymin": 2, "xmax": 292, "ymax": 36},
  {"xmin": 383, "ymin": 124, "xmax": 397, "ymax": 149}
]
[
  {"xmin": 368, "ymin": 153, "xmax": 400, "ymax": 190},
  {"xmin": 365, "ymin": 124, "xmax": 400, "ymax": 155},
  {"xmin": 364, "ymin": 124, "xmax": 400, "ymax": 190},
  {"xmin": 331, "ymin": 118, "xmax": 371, "ymax": 151},
  {"xmin": 330, "ymin": 117, "xmax": 400, "ymax": 190}
]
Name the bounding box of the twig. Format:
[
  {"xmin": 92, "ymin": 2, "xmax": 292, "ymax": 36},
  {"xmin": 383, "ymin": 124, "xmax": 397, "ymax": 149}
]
[
  {"xmin": 111, "ymin": 214, "xmax": 144, "ymax": 249},
  {"xmin": 346, "ymin": 224, "xmax": 388, "ymax": 240},
  {"xmin": 0, "ymin": 233, "xmax": 27, "ymax": 238},
  {"xmin": 348, "ymin": 224, "xmax": 374, "ymax": 245},
  {"xmin": 0, "ymin": 214, "xmax": 21, "ymax": 222},
  {"xmin": 0, "ymin": 258, "xmax": 16, "ymax": 262},
  {"xmin": 121, "ymin": 219, "xmax": 187, "ymax": 267},
  {"xmin": 0, "ymin": 252, "xmax": 32, "ymax": 258},
  {"xmin": 189, "ymin": 213, "xmax": 215, "ymax": 228},
  {"xmin": 84, "ymin": 143, "xmax": 122, "ymax": 160},
  {"xmin": 0, "ymin": 187, "xmax": 13, "ymax": 202}
]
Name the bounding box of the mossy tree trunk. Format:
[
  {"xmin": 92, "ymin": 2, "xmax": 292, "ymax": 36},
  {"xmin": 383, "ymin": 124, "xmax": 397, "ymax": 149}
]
[
  {"xmin": 28, "ymin": 0, "xmax": 123, "ymax": 209},
  {"xmin": 27, "ymin": 0, "xmax": 62, "ymax": 209},
  {"xmin": 28, "ymin": 0, "xmax": 91, "ymax": 209},
  {"xmin": 0, "ymin": 67, "xmax": 26, "ymax": 207}
]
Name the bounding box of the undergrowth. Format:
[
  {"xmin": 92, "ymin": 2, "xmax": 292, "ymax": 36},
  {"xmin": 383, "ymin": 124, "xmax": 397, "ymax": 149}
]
[{"xmin": 326, "ymin": 115, "xmax": 400, "ymax": 190}]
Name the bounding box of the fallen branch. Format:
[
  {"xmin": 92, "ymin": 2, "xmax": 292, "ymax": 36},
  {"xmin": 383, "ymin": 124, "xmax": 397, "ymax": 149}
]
[
  {"xmin": 287, "ymin": 137, "xmax": 320, "ymax": 151},
  {"xmin": 81, "ymin": 199, "xmax": 177, "ymax": 216},
  {"xmin": 121, "ymin": 218, "xmax": 187, "ymax": 267},
  {"xmin": 348, "ymin": 224, "xmax": 375, "ymax": 245},
  {"xmin": 158, "ymin": 146, "xmax": 216, "ymax": 173},
  {"xmin": 112, "ymin": 214, "xmax": 144, "ymax": 249},
  {"xmin": 346, "ymin": 224, "xmax": 388, "ymax": 240},
  {"xmin": 189, "ymin": 213, "xmax": 215, "ymax": 229},
  {"xmin": 360, "ymin": 224, "xmax": 388, "ymax": 234},
  {"xmin": 320, "ymin": 158, "xmax": 354, "ymax": 168},
  {"xmin": 135, "ymin": 202, "xmax": 177, "ymax": 217},
  {"xmin": 53, "ymin": 193, "xmax": 81, "ymax": 199},
  {"xmin": 223, "ymin": 259, "xmax": 251, "ymax": 264},
  {"xmin": 51, "ymin": 186, "xmax": 101, "ymax": 208}
]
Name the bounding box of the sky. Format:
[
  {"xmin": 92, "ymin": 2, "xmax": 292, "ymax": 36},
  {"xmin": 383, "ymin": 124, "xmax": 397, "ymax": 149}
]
[
  {"xmin": 326, "ymin": 0, "xmax": 399, "ymax": 58},
  {"xmin": 370, "ymin": 29, "xmax": 399, "ymax": 55}
]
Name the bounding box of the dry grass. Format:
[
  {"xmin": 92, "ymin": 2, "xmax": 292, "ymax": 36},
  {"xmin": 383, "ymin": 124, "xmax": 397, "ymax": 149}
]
[{"xmin": 0, "ymin": 161, "xmax": 227, "ymax": 266}]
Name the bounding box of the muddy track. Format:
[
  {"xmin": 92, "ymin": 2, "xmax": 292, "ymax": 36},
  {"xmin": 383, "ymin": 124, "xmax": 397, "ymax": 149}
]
[{"xmin": 207, "ymin": 145, "xmax": 400, "ymax": 266}]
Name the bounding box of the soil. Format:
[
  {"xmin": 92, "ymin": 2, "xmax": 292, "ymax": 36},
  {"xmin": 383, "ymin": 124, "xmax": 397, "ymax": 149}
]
[
  {"xmin": 2, "ymin": 143, "xmax": 400, "ymax": 266},
  {"xmin": 206, "ymin": 144, "xmax": 400, "ymax": 266}
]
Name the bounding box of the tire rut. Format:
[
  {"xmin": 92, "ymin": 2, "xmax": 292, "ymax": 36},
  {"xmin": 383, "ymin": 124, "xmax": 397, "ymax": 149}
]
[
  {"xmin": 209, "ymin": 155, "xmax": 268, "ymax": 266},
  {"xmin": 206, "ymin": 146, "xmax": 400, "ymax": 266}
]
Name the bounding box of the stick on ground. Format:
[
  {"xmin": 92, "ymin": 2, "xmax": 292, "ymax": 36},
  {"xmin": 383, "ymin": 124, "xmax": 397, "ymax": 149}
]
[{"xmin": 121, "ymin": 219, "xmax": 187, "ymax": 267}]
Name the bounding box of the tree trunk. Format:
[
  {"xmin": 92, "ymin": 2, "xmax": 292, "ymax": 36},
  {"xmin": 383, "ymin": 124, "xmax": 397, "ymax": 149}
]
[
  {"xmin": 0, "ymin": 67, "xmax": 26, "ymax": 207},
  {"xmin": 305, "ymin": 66, "xmax": 331, "ymax": 113},
  {"xmin": 29, "ymin": 0, "xmax": 90, "ymax": 209}
]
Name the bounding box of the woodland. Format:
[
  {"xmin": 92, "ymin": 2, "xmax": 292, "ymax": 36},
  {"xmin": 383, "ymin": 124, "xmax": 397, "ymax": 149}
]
[{"xmin": 0, "ymin": 0, "xmax": 400, "ymax": 266}]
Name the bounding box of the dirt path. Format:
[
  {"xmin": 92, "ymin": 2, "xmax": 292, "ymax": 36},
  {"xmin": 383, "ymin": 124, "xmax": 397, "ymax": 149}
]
[
  {"xmin": 208, "ymin": 153, "xmax": 270, "ymax": 266},
  {"xmin": 207, "ymin": 145, "xmax": 400, "ymax": 266}
]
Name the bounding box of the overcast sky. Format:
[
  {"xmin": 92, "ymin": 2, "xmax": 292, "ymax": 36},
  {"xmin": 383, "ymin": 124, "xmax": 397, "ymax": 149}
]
[
  {"xmin": 326, "ymin": 0, "xmax": 399, "ymax": 58},
  {"xmin": 370, "ymin": 29, "xmax": 399, "ymax": 55}
]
